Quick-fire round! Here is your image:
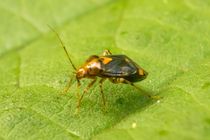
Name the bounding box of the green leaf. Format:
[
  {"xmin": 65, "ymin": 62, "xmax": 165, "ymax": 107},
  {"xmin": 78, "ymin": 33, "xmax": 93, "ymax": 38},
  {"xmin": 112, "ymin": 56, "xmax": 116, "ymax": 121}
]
[{"xmin": 1, "ymin": 0, "xmax": 210, "ymax": 140}]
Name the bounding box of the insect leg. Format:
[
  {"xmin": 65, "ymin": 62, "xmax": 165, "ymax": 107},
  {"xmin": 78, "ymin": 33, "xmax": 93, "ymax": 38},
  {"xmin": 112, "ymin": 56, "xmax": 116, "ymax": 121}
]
[
  {"xmin": 99, "ymin": 78, "xmax": 106, "ymax": 108},
  {"xmin": 77, "ymin": 78, "xmax": 97, "ymax": 111},
  {"xmin": 62, "ymin": 76, "xmax": 74, "ymax": 94},
  {"xmin": 76, "ymin": 78, "xmax": 81, "ymax": 100},
  {"xmin": 109, "ymin": 78, "xmax": 159, "ymax": 99},
  {"xmin": 102, "ymin": 49, "xmax": 112, "ymax": 56},
  {"xmin": 123, "ymin": 79, "xmax": 160, "ymax": 99}
]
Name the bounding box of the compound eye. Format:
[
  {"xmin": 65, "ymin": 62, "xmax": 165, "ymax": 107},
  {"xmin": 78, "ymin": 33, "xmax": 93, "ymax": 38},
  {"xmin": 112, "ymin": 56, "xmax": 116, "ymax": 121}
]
[{"xmin": 89, "ymin": 66, "xmax": 92, "ymax": 71}]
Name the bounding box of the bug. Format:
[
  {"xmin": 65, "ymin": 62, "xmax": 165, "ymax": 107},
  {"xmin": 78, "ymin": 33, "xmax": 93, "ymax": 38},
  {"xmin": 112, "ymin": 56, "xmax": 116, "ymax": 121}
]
[{"xmin": 49, "ymin": 26, "xmax": 156, "ymax": 112}]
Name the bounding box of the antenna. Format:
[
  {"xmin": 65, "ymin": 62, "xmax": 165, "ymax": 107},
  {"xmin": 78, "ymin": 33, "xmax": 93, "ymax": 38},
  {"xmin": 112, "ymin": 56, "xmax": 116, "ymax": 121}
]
[{"xmin": 48, "ymin": 25, "xmax": 77, "ymax": 71}]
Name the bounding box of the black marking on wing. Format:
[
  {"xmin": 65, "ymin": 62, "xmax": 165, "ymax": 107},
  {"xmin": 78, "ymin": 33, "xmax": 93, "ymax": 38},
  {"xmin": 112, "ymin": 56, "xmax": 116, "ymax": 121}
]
[{"xmin": 100, "ymin": 55, "xmax": 138, "ymax": 77}]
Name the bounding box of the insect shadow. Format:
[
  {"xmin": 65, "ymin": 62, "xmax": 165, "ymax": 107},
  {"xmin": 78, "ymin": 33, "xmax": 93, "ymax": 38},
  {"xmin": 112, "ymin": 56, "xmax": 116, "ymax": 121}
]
[{"xmin": 58, "ymin": 83, "xmax": 159, "ymax": 139}]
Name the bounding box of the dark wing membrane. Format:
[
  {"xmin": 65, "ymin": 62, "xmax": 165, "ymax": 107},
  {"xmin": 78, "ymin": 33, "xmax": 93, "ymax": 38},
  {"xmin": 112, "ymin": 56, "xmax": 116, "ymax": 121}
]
[{"xmin": 100, "ymin": 55, "xmax": 137, "ymax": 77}]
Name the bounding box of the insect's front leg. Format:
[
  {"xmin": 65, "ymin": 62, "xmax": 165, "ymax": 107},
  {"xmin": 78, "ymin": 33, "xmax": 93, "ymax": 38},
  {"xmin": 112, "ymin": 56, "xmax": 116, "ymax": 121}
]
[
  {"xmin": 102, "ymin": 49, "xmax": 112, "ymax": 56},
  {"xmin": 62, "ymin": 76, "xmax": 74, "ymax": 94},
  {"xmin": 99, "ymin": 78, "xmax": 106, "ymax": 109},
  {"xmin": 76, "ymin": 78, "xmax": 97, "ymax": 112},
  {"xmin": 76, "ymin": 78, "xmax": 81, "ymax": 101}
]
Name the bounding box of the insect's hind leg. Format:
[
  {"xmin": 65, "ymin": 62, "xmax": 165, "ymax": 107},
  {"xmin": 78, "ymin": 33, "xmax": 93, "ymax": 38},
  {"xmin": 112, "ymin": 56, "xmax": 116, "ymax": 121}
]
[
  {"xmin": 124, "ymin": 80, "xmax": 160, "ymax": 100},
  {"xmin": 109, "ymin": 78, "xmax": 160, "ymax": 99},
  {"xmin": 102, "ymin": 49, "xmax": 112, "ymax": 56}
]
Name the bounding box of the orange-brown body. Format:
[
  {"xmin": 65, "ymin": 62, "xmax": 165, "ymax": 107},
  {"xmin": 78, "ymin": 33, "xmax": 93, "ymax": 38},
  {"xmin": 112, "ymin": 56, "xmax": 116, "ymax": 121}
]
[{"xmin": 49, "ymin": 26, "xmax": 152, "ymax": 112}]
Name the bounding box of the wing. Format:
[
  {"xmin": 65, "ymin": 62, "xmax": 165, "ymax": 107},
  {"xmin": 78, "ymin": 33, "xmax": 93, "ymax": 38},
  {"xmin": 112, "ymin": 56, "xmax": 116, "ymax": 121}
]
[{"xmin": 99, "ymin": 55, "xmax": 138, "ymax": 77}]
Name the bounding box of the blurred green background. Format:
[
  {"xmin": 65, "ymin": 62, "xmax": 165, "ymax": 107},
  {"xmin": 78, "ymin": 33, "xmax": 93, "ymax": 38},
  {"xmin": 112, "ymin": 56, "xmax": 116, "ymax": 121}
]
[{"xmin": 0, "ymin": 0, "xmax": 210, "ymax": 140}]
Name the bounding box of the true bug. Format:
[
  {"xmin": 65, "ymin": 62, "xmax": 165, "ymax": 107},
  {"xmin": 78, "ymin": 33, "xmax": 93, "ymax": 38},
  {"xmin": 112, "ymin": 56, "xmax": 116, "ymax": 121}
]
[{"xmin": 49, "ymin": 26, "xmax": 156, "ymax": 111}]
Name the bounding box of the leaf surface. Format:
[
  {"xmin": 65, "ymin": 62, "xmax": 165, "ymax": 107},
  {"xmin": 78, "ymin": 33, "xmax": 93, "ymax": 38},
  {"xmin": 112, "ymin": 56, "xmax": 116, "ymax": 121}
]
[{"xmin": 0, "ymin": 0, "xmax": 210, "ymax": 140}]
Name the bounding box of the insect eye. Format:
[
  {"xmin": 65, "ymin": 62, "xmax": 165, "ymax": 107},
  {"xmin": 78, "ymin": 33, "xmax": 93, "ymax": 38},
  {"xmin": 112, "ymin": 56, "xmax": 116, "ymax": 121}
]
[{"xmin": 87, "ymin": 64, "xmax": 92, "ymax": 70}]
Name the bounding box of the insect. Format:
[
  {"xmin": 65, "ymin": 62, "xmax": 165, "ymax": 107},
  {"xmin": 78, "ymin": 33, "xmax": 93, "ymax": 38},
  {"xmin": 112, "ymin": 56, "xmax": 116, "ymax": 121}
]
[{"xmin": 49, "ymin": 26, "xmax": 156, "ymax": 112}]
